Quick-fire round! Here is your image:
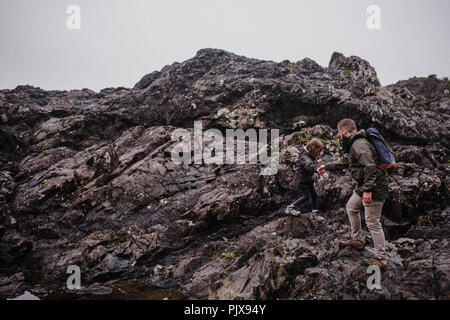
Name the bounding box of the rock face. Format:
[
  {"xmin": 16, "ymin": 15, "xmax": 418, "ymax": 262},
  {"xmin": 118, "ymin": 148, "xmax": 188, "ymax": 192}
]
[{"xmin": 0, "ymin": 49, "xmax": 449, "ymax": 299}]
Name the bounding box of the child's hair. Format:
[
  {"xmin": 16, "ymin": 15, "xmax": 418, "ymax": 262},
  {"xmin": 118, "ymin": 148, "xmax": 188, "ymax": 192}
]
[{"xmin": 306, "ymin": 138, "xmax": 323, "ymax": 158}]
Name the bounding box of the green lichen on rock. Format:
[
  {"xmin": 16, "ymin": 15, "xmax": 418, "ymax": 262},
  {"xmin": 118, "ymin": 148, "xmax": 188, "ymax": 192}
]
[
  {"xmin": 221, "ymin": 252, "xmax": 235, "ymax": 259},
  {"xmin": 342, "ymin": 68, "xmax": 353, "ymax": 75}
]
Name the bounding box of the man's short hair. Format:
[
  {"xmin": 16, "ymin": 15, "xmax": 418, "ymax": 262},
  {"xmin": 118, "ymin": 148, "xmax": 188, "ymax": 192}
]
[{"xmin": 337, "ymin": 119, "xmax": 357, "ymax": 133}]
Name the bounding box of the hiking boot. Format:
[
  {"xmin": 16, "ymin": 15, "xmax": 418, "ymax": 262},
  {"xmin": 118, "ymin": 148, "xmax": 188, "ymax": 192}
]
[
  {"xmin": 339, "ymin": 239, "xmax": 364, "ymax": 250},
  {"xmin": 285, "ymin": 205, "xmax": 301, "ymax": 216},
  {"xmin": 311, "ymin": 210, "xmax": 325, "ymax": 222},
  {"xmin": 370, "ymin": 256, "xmax": 388, "ymax": 270}
]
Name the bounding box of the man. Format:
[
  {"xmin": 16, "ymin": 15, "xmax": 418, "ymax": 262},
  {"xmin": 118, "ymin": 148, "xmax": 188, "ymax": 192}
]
[{"xmin": 318, "ymin": 119, "xmax": 389, "ymax": 269}]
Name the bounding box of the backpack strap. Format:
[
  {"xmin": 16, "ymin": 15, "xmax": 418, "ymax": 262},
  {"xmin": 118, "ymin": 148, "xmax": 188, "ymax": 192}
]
[{"xmin": 346, "ymin": 133, "xmax": 366, "ymax": 154}]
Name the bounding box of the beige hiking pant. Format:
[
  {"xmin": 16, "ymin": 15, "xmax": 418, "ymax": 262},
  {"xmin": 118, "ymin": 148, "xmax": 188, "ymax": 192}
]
[{"xmin": 346, "ymin": 192, "xmax": 387, "ymax": 258}]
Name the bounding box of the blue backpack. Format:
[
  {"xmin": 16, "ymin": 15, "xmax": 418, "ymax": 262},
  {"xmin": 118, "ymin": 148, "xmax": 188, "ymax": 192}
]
[{"xmin": 365, "ymin": 128, "xmax": 396, "ymax": 175}]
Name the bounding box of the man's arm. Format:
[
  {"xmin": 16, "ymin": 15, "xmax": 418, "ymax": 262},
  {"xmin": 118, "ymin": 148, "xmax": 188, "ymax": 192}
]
[
  {"xmin": 324, "ymin": 154, "xmax": 349, "ymax": 171},
  {"xmin": 354, "ymin": 140, "xmax": 378, "ymax": 193}
]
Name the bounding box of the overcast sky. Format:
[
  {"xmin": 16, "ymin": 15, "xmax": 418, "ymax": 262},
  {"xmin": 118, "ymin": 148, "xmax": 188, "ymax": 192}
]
[{"xmin": 1, "ymin": 0, "xmax": 449, "ymax": 91}]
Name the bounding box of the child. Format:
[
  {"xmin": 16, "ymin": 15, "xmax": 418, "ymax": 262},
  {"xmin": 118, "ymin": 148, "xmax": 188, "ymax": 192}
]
[{"xmin": 286, "ymin": 138, "xmax": 324, "ymax": 219}]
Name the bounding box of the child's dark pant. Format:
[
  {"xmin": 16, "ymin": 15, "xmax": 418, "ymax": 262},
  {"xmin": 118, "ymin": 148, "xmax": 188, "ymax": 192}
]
[{"xmin": 291, "ymin": 184, "xmax": 319, "ymax": 210}]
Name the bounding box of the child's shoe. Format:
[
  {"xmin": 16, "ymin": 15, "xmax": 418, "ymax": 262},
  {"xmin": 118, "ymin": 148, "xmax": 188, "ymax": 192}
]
[
  {"xmin": 285, "ymin": 205, "xmax": 301, "ymax": 216},
  {"xmin": 311, "ymin": 210, "xmax": 325, "ymax": 221}
]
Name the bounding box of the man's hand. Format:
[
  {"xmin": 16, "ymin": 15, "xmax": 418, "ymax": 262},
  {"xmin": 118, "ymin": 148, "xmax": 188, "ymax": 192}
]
[
  {"xmin": 317, "ymin": 165, "xmax": 326, "ymax": 174},
  {"xmin": 363, "ymin": 192, "xmax": 373, "ymax": 204}
]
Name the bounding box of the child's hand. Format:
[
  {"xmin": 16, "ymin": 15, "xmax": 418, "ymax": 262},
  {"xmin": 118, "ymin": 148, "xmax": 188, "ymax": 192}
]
[{"xmin": 317, "ymin": 159, "xmax": 323, "ymax": 164}]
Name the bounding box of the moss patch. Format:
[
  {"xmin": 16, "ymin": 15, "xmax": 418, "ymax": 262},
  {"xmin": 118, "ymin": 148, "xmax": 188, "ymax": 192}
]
[
  {"xmin": 221, "ymin": 252, "xmax": 235, "ymax": 259},
  {"xmin": 342, "ymin": 69, "xmax": 353, "ymax": 75}
]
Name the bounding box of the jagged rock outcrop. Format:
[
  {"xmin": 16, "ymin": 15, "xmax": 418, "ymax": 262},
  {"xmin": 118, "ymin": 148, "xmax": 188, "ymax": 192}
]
[{"xmin": 0, "ymin": 49, "xmax": 448, "ymax": 299}]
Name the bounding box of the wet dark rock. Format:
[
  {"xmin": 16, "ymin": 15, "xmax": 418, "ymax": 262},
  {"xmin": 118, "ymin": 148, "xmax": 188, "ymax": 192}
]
[
  {"xmin": 60, "ymin": 210, "xmax": 85, "ymax": 227},
  {"xmin": 173, "ymin": 256, "xmax": 203, "ymax": 279},
  {"xmin": 0, "ymin": 272, "xmax": 25, "ymax": 298},
  {"xmin": 387, "ymin": 75, "xmax": 450, "ymax": 104},
  {"xmin": 0, "ymin": 49, "xmax": 448, "ymax": 299},
  {"xmin": 90, "ymin": 254, "xmax": 131, "ymax": 281},
  {"xmin": 34, "ymin": 223, "xmax": 60, "ymax": 240}
]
